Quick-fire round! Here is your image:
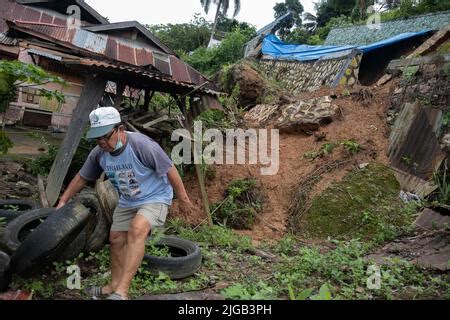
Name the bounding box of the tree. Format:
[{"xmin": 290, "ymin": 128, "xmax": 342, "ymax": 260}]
[
  {"xmin": 375, "ymin": 0, "xmax": 401, "ymax": 10},
  {"xmin": 200, "ymin": 0, "xmax": 241, "ymax": 45},
  {"xmin": 302, "ymin": 12, "xmax": 318, "ymax": 33},
  {"xmin": 147, "ymin": 14, "xmax": 211, "ymax": 52},
  {"xmin": 273, "ymin": 0, "xmax": 304, "ymax": 40},
  {"xmin": 315, "ymin": 0, "xmax": 355, "ymax": 27}
]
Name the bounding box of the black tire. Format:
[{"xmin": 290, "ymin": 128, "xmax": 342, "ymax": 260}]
[
  {"xmin": 56, "ymin": 227, "xmax": 88, "ymax": 262},
  {"xmin": 74, "ymin": 193, "xmax": 109, "ymax": 253},
  {"xmin": 0, "ymin": 200, "xmax": 40, "ymax": 223},
  {"xmin": 0, "ymin": 251, "xmax": 11, "ymax": 292},
  {"xmin": 10, "ymin": 202, "xmax": 90, "ymax": 277},
  {"xmin": 2, "ymin": 208, "xmax": 55, "ymax": 254},
  {"xmin": 142, "ymin": 236, "xmax": 202, "ymax": 280}
]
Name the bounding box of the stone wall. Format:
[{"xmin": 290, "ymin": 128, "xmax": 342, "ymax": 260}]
[
  {"xmin": 325, "ymin": 11, "xmax": 450, "ymax": 46},
  {"xmin": 258, "ymin": 50, "xmax": 362, "ymax": 95}
]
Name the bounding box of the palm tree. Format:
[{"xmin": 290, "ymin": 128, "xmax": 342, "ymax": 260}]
[
  {"xmin": 302, "ymin": 12, "xmax": 318, "ymax": 33},
  {"xmin": 201, "ymin": 0, "xmax": 241, "ymax": 46}
]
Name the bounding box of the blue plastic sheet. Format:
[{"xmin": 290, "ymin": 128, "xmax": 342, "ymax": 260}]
[{"xmin": 262, "ymin": 30, "xmax": 432, "ymax": 62}]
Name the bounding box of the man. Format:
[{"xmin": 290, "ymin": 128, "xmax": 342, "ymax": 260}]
[{"xmin": 56, "ymin": 106, "xmax": 193, "ymax": 300}]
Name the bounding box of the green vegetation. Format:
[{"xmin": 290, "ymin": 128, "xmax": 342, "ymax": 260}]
[
  {"xmin": 433, "ymin": 161, "xmax": 450, "ymax": 206},
  {"xmin": 304, "ymin": 140, "xmax": 362, "ymax": 160},
  {"xmin": 211, "ymin": 178, "xmax": 264, "ymax": 229},
  {"xmin": 28, "ymin": 134, "xmax": 95, "ymax": 178},
  {"xmin": 179, "ymin": 26, "xmax": 256, "ymax": 76},
  {"xmin": 0, "ymin": 60, "xmax": 65, "ymax": 154},
  {"xmin": 0, "ymin": 130, "xmax": 13, "ymax": 155},
  {"xmin": 272, "ymin": 239, "xmax": 447, "ymax": 300},
  {"xmin": 147, "ymin": 15, "xmax": 211, "ymax": 53},
  {"xmin": 165, "ymin": 219, "xmax": 253, "ymax": 251},
  {"xmin": 0, "ymin": 217, "xmax": 5, "ymax": 232},
  {"xmin": 300, "ymin": 163, "xmax": 416, "ymax": 242},
  {"xmin": 10, "ymin": 219, "xmax": 448, "ymax": 300}
]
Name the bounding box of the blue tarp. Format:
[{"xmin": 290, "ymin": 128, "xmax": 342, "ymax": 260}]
[{"xmin": 262, "ymin": 30, "xmax": 432, "ymax": 62}]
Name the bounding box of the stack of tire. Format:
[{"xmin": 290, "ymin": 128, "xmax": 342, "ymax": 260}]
[
  {"xmin": 0, "ymin": 184, "xmax": 203, "ymax": 294},
  {"xmin": 0, "ymin": 191, "xmax": 110, "ymax": 292}
]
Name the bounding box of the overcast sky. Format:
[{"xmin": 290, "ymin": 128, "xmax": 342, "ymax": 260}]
[{"xmin": 86, "ymin": 0, "xmax": 317, "ymax": 30}]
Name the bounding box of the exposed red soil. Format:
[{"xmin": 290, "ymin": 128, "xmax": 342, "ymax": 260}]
[{"xmin": 169, "ymin": 81, "xmax": 397, "ymax": 244}]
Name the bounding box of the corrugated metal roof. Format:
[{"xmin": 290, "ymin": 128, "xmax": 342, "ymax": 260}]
[
  {"xmin": 10, "ymin": 20, "xmax": 215, "ymax": 90},
  {"xmin": 0, "ymin": 32, "xmax": 16, "ymax": 45},
  {"xmin": 391, "ymin": 167, "xmax": 438, "ymax": 199},
  {"xmin": 70, "ymin": 56, "xmax": 220, "ymax": 95},
  {"xmin": 389, "ymin": 101, "xmax": 445, "ymax": 180},
  {"xmin": 414, "ymin": 208, "xmax": 450, "ymax": 230},
  {"xmin": 28, "ymin": 47, "xmax": 62, "ymax": 61}
]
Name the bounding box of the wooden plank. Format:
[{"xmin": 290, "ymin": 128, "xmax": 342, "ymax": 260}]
[
  {"xmin": 45, "ymin": 75, "xmax": 107, "ymax": 206},
  {"xmin": 37, "ymin": 175, "xmax": 50, "ymax": 208},
  {"xmin": 124, "ymin": 120, "xmax": 139, "ymax": 133},
  {"xmin": 142, "ymin": 115, "xmax": 169, "ymax": 129},
  {"xmin": 133, "ymin": 111, "xmax": 159, "ymax": 123}
]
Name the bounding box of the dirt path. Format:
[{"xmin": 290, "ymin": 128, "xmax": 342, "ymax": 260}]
[{"xmin": 5, "ymin": 127, "xmax": 61, "ymax": 157}]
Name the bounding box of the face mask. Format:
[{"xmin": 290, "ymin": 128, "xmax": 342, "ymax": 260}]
[{"xmin": 113, "ymin": 134, "xmax": 123, "ymax": 151}]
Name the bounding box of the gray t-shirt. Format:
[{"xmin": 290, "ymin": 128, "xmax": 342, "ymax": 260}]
[{"xmin": 80, "ymin": 132, "xmax": 174, "ymax": 207}]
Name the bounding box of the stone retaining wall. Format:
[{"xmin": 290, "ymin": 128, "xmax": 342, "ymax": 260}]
[
  {"xmin": 325, "ymin": 11, "xmax": 450, "ymax": 46},
  {"xmin": 259, "ymin": 51, "xmax": 362, "ymax": 94}
]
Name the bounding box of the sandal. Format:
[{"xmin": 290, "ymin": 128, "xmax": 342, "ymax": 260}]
[
  {"xmin": 106, "ymin": 293, "xmax": 127, "ymax": 300},
  {"xmin": 85, "ymin": 286, "xmax": 108, "ymax": 299}
]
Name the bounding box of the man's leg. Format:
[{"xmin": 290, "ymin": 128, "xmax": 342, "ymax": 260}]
[
  {"xmin": 102, "ymin": 231, "xmax": 127, "ymax": 295},
  {"xmin": 113, "ymin": 215, "xmax": 151, "ymax": 299}
]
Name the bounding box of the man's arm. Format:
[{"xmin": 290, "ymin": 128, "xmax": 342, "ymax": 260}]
[
  {"xmin": 56, "ymin": 173, "xmax": 88, "ymax": 209},
  {"xmin": 167, "ymin": 164, "xmax": 193, "ymax": 216}
]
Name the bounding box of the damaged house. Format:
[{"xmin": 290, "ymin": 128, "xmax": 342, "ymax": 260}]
[{"xmin": 0, "ymin": 0, "xmax": 222, "ymax": 206}]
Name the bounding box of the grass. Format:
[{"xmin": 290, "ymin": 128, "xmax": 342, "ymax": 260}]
[
  {"xmin": 299, "ymin": 163, "xmax": 416, "ymax": 242},
  {"xmin": 8, "ymin": 221, "xmax": 449, "ymax": 300},
  {"xmin": 210, "ymin": 178, "xmax": 264, "ymax": 230}
]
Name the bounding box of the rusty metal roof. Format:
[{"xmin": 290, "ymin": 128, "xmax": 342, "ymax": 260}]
[
  {"xmin": 16, "ymin": 0, "xmax": 109, "ymax": 25},
  {"xmin": 0, "ymin": 32, "xmax": 16, "ymax": 45},
  {"xmin": 84, "ymin": 21, "xmax": 175, "ymax": 55},
  {"xmin": 389, "ymin": 101, "xmax": 445, "ymax": 180},
  {"xmin": 22, "ymin": 43, "xmax": 221, "ymax": 95},
  {"xmin": 1, "ymin": 0, "xmax": 218, "ymax": 93},
  {"xmin": 10, "ymin": 20, "xmax": 215, "ymax": 90}
]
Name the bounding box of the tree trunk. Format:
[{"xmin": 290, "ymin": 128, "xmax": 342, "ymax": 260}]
[{"xmin": 208, "ymin": 0, "xmax": 222, "ymax": 47}]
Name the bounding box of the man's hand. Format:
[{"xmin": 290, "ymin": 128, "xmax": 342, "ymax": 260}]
[
  {"xmin": 56, "ymin": 199, "xmax": 67, "ymax": 210},
  {"xmin": 178, "ymin": 197, "xmax": 193, "ymax": 217}
]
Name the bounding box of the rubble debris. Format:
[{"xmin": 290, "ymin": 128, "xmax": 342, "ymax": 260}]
[
  {"xmin": 366, "ymin": 230, "xmax": 450, "ymax": 271},
  {"xmin": 413, "ymin": 208, "xmax": 450, "ymax": 231},
  {"xmin": 245, "ymin": 96, "xmax": 339, "ymax": 134},
  {"xmin": 376, "ymin": 74, "xmax": 393, "ymax": 87}
]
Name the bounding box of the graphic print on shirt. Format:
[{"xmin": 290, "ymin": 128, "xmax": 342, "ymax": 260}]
[{"xmin": 106, "ymin": 163, "xmax": 142, "ymax": 199}]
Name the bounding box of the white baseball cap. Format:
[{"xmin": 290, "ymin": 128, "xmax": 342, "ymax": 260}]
[{"xmin": 86, "ymin": 107, "xmax": 121, "ymax": 139}]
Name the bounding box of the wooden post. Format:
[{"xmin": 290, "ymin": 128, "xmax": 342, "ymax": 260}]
[
  {"xmin": 45, "ymin": 75, "xmax": 107, "ymax": 206},
  {"xmin": 114, "ymin": 82, "xmax": 126, "ymax": 108},
  {"xmin": 178, "ymin": 96, "xmax": 212, "ymax": 226},
  {"xmin": 143, "ymin": 89, "xmax": 154, "ymax": 112}
]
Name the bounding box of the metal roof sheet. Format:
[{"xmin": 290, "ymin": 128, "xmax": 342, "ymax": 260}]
[{"xmin": 10, "ymin": 20, "xmax": 215, "ymax": 90}]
